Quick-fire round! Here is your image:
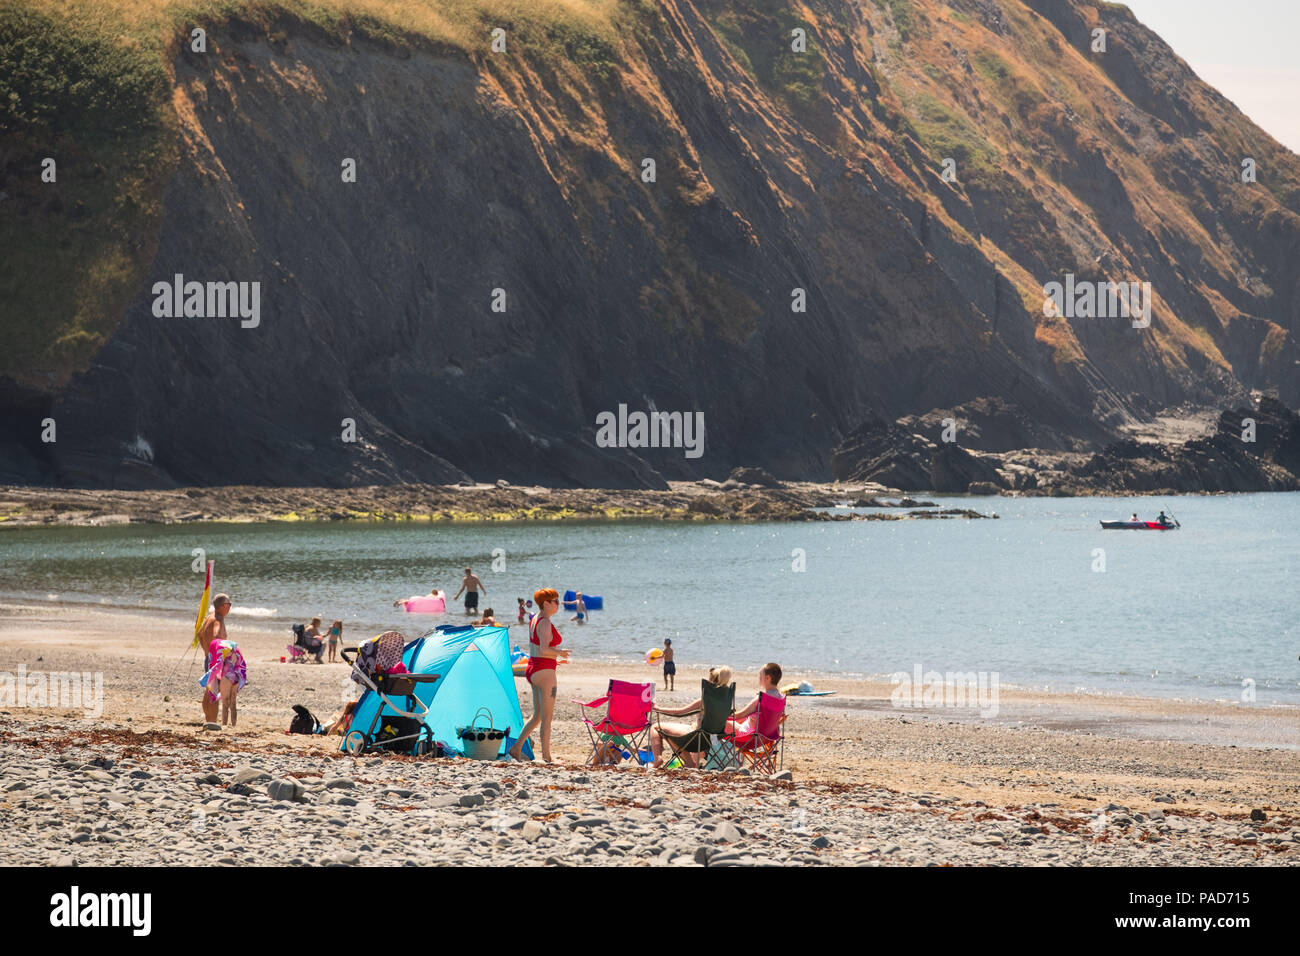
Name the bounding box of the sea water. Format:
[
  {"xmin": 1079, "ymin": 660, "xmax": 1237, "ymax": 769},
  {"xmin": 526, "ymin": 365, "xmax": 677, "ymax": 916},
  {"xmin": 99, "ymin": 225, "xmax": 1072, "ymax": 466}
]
[{"xmin": 0, "ymin": 494, "xmax": 1296, "ymax": 704}]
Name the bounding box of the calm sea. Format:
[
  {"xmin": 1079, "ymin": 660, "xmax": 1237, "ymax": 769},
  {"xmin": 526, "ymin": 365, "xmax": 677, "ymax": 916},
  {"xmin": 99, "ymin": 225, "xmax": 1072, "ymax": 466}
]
[{"xmin": 1, "ymin": 494, "xmax": 1297, "ymax": 704}]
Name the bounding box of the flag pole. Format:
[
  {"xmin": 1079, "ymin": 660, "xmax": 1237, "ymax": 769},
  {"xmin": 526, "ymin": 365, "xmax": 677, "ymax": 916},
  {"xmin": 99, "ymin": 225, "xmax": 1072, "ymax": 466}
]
[{"xmin": 166, "ymin": 560, "xmax": 214, "ymax": 685}]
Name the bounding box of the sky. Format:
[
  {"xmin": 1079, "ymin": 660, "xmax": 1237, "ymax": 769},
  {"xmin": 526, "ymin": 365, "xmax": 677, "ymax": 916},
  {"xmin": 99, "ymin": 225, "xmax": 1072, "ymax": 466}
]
[{"xmin": 1122, "ymin": 0, "xmax": 1299, "ymax": 153}]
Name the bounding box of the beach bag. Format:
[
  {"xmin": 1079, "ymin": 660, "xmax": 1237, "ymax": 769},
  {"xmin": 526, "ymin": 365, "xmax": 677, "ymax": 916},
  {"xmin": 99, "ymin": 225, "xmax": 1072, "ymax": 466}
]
[
  {"xmin": 289, "ymin": 704, "xmax": 321, "ymax": 735},
  {"xmin": 457, "ymin": 707, "xmax": 509, "ymax": 760},
  {"xmin": 703, "ymin": 734, "xmax": 740, "ymax": 771}
]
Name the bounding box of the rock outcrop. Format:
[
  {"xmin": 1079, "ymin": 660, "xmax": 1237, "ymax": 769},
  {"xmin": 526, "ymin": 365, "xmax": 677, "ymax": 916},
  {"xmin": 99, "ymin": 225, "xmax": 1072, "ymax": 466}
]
[
  {"xmin": 831, "ymin": 415, "xmax": 1007, "ymax": 492},
  {"xmin": 832, "ymin": 396, "xmax": 1300, "ymax": 494}
]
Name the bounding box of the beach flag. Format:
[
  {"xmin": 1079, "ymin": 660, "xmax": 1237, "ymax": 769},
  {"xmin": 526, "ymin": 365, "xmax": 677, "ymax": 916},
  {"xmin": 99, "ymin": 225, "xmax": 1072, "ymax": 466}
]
[{"xmin": 192, "ymin": 560, "xmax": 214, "ymax": 648}]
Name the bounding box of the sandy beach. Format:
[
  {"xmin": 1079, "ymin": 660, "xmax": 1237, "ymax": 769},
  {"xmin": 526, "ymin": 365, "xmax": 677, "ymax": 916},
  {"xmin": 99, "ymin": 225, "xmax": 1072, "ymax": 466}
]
[{"xmin": 1, "ymin": 600, "xmax": 1296, "ymax": 866}]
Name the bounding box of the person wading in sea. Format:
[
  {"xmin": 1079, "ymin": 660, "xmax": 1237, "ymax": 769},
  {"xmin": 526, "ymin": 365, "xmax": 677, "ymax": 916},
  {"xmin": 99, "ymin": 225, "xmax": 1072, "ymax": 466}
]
[{"xmin": 454, "ymin": 567, "xmax": 485, "ymax": 616}]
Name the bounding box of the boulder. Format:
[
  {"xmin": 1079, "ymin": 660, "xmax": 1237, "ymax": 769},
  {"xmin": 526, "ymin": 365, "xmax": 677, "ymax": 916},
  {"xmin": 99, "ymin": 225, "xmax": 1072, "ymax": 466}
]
[
  {"xmin": 930, "ymin": 443, "xmax": 1007, "ymax": 493},
  {"xmin": 854, "ymin": 449, "xmax": 934, "ymax": 491},
  {"xmin": 267, "ymin": 778, "xmax": 306, "ymax": 803},
  {"xmin": 232, "ymin": 766, "xmax": 270, "ymax": 785},
  {"xmin": 831, "ymin": 415, "xmax": 935, "ymax": 489},
  {"xmin": 687, "ymin": 496, "xmax": 724, "ymax": 516},
  {"xmin": 902, "ymin": 397, "xmax": 1081, "ymax": 452},
  {"xmin": 1215, "ymin": 396, "xmax": 1300, "ymax": 475},
  {"xmin": 727, "ymin": 466, "xmax": 781, "ymax": 488}
]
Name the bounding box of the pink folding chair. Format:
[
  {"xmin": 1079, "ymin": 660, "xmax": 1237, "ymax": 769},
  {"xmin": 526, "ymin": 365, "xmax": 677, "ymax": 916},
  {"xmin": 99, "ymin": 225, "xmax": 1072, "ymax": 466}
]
[
  {"xmin": 727, "ymin": 692, "xmax": 787, "ymax": 774},
  {"xmin": 572, "ymin": 679, "xmax": 655, "ymax": 765}
]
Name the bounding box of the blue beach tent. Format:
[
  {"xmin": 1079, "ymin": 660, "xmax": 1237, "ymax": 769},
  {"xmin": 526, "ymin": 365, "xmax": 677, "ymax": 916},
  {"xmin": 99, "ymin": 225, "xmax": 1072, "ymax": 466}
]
[{"xmin": 343, "ymin": 624, "xmax": 532, "ymax": 759}]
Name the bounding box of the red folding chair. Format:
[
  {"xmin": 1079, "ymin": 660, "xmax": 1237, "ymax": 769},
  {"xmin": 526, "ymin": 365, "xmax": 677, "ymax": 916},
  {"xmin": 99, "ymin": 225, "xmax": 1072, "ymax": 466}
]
[
  {"xmin": 728, "ymin": 692, "xmax": 786, "ymax": 774},
  {"xmin": 572, "ymin": 679, "xmax": 655, "ymax": 765}
]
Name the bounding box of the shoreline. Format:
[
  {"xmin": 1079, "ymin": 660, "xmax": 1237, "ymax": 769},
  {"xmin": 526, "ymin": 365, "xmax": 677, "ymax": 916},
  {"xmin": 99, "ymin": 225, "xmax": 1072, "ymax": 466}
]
[
  {"xmin": 5, "ymin": 598, "xmax": 1295, "ymax": 719},
  {"xmin": 0, "ymin": 482, "xmax": 1284, "ymax": 529}
]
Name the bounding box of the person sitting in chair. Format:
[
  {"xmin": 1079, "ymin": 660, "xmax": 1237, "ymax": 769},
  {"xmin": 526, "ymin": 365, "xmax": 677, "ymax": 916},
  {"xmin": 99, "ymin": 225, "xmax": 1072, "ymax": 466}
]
[
  {"xmin": 301, "ymin": 617, "xmax": 326, "ymax": 663},
  {"xmin": 649, "ymin": 666, "xmax": 733, "ymax": 768},
  {"xmin": 726, "ymin": 662, "xmax": 785, "ymax": 738}
]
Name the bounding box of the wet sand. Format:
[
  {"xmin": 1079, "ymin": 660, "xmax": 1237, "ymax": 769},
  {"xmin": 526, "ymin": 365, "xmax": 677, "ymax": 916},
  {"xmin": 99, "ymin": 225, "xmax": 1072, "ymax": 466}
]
[{"xmin": 2, "ymin": 599, "xmax": 1296, "ymax": 824}]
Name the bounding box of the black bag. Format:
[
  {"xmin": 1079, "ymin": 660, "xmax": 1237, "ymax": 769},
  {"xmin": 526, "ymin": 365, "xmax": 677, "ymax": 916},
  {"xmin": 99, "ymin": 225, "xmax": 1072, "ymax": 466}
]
[{"xmin": 289, "ymin": 704, "xmax": 320, "ymax": 735}]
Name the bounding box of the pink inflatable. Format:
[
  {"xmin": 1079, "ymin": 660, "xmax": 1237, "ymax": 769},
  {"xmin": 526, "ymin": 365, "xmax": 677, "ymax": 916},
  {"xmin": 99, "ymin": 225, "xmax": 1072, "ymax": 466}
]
[{"xmin": 401, "ymin": 594, "xmax": 446, "ymax": 613}]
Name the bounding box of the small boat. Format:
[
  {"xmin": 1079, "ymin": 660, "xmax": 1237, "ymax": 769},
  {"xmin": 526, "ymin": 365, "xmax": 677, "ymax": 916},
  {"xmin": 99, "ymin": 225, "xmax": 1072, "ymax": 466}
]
[{"xmin": 1100, "ymin": 520, "xmax": 1177, "ymax": 530}]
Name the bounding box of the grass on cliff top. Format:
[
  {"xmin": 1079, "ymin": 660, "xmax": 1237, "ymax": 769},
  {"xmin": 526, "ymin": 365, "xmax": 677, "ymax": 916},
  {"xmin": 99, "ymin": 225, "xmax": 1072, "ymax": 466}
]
[
  {"xmin": 0, "ymin": 0, "xmax": 626, "ymax": 386},
  {"xmin": 17, "ymin": 0, "xmax": 623, "ymax": 49}
]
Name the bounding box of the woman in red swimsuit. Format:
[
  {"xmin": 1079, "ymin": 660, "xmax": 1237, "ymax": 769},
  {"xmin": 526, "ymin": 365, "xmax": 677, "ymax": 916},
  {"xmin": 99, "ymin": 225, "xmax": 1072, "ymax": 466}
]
[{"xmin": 507, "ymin": 588, "xmax": 570, "ymax": 763}]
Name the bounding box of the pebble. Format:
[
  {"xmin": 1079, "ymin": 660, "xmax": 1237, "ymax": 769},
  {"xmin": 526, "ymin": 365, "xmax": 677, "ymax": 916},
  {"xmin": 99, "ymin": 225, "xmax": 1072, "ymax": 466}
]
[
  {"xmin": 267, "ymin": 779, "xmax": 305, "ymax": 802},
  {"xmin": 520, "ymin": 816, "xmax": 546, "ymax": 842},
  {"xmin": 713, "ymin": 821, "xmax": 743, "ymax": 844}
]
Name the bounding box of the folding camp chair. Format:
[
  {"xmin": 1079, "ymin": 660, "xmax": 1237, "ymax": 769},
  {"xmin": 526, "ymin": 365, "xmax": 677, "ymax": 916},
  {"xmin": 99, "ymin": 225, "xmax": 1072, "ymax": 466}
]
[
  {"xmin": 727, "ymin": 692, "xmax": 787, "ymax": 774},
  {"xmin": 656, "ymin": 680, "xmax": 736, "ymax": 770},
  {"xmin": 573, "ymin": 679, "xmax": 655, "ymax": 766}
]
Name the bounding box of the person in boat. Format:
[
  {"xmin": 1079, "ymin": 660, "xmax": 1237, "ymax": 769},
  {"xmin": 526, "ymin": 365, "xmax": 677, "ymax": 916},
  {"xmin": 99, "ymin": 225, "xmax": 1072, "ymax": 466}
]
[
  {"xmin": 1157, "ymin": 510, "xmax": 1170, "ymax": 525},
  {"xmin": 1129, "ymin": 513, "xmax": 1138, "ymax": 523}
]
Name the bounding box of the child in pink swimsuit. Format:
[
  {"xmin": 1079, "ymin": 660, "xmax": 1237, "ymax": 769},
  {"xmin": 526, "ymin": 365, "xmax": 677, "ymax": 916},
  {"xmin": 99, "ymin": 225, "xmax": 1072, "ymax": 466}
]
[{"xmin": 200, "ymin": 639, "xmax": 247, "ymax": 726}]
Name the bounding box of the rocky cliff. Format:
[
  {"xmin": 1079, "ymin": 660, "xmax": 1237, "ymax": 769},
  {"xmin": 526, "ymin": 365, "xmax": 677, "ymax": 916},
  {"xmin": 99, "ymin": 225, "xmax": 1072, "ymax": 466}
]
[{"xmin": 2, "ymin": 0, "xmax": 1298, "ymax": 488}]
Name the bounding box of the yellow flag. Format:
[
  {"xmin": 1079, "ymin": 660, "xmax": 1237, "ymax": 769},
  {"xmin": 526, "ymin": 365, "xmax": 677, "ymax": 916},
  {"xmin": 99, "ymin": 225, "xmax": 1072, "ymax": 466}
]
[{"xmin": 192, "ymin": 560, "xmax": 213, "ymax": 648}]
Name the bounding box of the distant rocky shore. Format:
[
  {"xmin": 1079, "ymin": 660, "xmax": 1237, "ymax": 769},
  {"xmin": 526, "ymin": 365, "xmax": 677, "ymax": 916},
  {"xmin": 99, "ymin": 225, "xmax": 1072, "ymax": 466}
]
[
  {"xmin": 2, "ymin": 398, "xmax": 1296, "ymax": 528},
  {"xmin": 831, "ymin": 396, "xmax": 1300, "ymax": 496},
  {"xmin": 0, "ymin": 473, "xmax": 998, "ymax": 527}
]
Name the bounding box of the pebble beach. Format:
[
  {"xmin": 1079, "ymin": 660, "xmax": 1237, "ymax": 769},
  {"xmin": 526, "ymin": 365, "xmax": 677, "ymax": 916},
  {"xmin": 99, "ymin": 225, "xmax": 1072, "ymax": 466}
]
[
  {"xmin": 2, "ymin": 600, "xmax": 1297, "ymax": 866},
  {"xmin": 2, "ymin": 716, "xmax": 1295, "ymax": 868}
]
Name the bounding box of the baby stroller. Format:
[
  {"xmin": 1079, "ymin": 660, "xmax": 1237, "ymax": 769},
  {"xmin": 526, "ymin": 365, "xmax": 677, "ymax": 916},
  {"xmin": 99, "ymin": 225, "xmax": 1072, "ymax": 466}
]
[
  {"xmin": 340, "ymin": 631, "xmax": 441, "ymax": 756},
  {"xmin": 287, "ymin": 623, "xmax": 324, "ymax": 664}
]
